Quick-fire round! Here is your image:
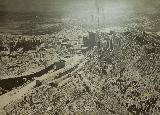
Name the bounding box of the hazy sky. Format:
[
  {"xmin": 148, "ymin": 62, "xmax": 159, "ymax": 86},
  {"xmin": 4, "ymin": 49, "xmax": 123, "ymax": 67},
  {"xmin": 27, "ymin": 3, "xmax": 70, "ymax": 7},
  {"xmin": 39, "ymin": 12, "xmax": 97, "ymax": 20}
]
[{"xmin": 0, "ymin": 0, "xmax": 159, "ymax": 14}]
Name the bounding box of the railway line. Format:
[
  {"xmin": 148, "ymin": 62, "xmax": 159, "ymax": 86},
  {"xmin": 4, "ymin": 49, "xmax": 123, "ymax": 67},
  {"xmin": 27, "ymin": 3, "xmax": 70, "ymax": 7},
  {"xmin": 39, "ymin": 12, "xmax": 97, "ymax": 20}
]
[
  {"xmin": 0, "ymin": 53, "xmax": 89, "ymax": 109},
  {"xmin": 0, "ymin": 60, "xmax": 65, "ymax": 95}
]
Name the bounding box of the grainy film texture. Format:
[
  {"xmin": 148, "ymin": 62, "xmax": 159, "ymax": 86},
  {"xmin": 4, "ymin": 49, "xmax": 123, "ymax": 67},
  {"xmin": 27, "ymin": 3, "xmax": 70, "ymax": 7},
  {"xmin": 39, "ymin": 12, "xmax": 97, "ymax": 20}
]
[{"xmin": 0, "ymin": 0, "xmax": 160, "ymax": 115}]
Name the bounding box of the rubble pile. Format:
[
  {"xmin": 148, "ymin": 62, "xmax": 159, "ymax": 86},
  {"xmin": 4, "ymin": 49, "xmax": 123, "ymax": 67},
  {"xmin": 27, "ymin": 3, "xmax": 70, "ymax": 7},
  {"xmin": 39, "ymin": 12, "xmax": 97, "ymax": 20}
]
[
  {"xmin": 3, "ymin": 29, "xmax": 160, "ymax": 114},
  {"xmin": 0, "ymin": 26, "xmax": 86, "ymax": 79}
]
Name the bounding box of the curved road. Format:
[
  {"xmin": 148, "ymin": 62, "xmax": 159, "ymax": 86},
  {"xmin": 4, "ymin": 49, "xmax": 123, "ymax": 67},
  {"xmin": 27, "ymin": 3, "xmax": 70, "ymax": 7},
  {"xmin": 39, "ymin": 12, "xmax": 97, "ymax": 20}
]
[{"xmin": 0, "ymin": 54, "xmax": 84, "ymax": 109}]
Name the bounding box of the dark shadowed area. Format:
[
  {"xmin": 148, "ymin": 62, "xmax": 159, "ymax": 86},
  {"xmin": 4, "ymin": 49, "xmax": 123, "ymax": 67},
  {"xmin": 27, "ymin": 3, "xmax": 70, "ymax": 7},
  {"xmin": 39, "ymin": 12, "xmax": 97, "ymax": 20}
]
[{"xmin": 0, "ymin": 0, "xmax": 160, "ymax": 115}]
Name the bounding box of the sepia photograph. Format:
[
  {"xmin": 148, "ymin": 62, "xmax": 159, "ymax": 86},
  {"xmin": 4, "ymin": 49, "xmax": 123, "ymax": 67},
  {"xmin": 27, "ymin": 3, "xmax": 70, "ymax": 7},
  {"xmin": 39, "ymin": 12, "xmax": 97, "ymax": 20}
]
[{"xmin": 0, "ymin": 0, "xmax": 160, "ymax": 114}]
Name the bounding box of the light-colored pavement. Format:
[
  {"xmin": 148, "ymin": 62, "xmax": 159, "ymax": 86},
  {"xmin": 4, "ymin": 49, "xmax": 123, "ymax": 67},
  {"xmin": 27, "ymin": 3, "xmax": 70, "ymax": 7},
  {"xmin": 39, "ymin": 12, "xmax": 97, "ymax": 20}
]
[{"xmin": 0, "ymin": 54, "xmax": 84, "ymax": 109}]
